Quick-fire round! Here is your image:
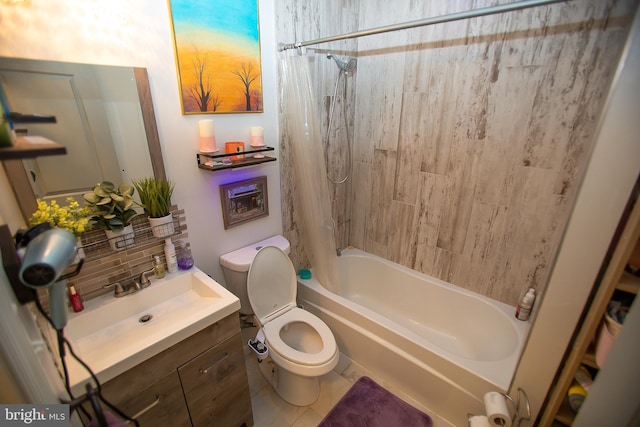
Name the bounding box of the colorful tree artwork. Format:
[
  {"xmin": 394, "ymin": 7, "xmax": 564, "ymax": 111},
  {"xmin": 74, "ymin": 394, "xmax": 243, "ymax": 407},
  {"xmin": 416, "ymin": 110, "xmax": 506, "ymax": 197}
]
[{"xmin": 168, "ymin": 0, "xmax": 263, "ymax": 114}]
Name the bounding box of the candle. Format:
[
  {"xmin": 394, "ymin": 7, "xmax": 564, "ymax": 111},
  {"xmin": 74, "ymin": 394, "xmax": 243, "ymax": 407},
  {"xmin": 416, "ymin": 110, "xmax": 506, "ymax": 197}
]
[
  {"xmin": 250, "ymin": 126, "xmax": 265, "ymax": 147},
  {"xmin": 198, "ymin": 119, "xmax": 218, "ymax": 153}
]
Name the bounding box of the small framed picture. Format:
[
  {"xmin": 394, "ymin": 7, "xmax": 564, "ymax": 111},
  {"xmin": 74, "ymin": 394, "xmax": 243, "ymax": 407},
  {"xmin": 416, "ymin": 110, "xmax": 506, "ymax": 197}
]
[{"xmin": 219, "ymin": 176, "xmax": 268, "ymax": 229}]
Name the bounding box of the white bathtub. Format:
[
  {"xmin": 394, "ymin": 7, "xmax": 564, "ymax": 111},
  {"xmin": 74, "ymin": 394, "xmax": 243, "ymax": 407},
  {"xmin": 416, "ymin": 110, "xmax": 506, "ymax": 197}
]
[{"xmin": 297, "ymin": 248, "xmax": 529, "ymax": 426}]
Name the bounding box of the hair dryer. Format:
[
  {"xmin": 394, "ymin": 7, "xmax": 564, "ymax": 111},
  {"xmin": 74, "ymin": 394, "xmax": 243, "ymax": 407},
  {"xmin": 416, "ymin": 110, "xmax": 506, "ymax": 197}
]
[{"xmin": 19, "ymin": 228, "xmax": 78, "ymax": 329}]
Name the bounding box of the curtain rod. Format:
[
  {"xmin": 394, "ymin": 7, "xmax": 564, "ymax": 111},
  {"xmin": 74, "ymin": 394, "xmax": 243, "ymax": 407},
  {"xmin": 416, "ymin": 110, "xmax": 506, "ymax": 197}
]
[{"xmin": 279, "ymin": 0, "xmax": 568, "ymax": 51}]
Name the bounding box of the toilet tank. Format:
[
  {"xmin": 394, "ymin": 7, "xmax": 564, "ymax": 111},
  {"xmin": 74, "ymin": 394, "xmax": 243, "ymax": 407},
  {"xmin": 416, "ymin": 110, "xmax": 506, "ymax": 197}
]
[{"xmin": 219, "ymin": 235, "xmax": 290, "ymax": 314}]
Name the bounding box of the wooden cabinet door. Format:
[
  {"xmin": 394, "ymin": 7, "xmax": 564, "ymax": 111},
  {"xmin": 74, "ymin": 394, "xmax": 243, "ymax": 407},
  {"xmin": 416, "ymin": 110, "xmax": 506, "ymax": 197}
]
[
  {"xmin": 179, "ymin": 333, "xmax": 253, "ymax": 427},
  {"xmin": 113, "ymin": 370, "xmax": 190, "ymax": 427}
]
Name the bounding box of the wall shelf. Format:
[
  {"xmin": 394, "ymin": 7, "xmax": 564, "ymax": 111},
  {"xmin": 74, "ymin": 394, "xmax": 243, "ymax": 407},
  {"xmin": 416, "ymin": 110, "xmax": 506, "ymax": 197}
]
[
  {"xmin": 616, "ymin": 271, "xmax": 640, "ymax": 294},
  {"xmin": 196, "ymin": 146, "xmax": 276, "ymax": 171},
  {"xmin": 0, "ymin": 136, "xmax": 66, "ymax": 160}
]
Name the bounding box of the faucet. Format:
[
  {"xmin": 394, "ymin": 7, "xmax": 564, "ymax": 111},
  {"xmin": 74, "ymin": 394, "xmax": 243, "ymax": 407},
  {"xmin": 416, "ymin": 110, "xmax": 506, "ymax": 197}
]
[
  {"xmin": 135, "ymin": 267, "xmax": 155, "ymax": 290},
  {"xmin": 104, "ymin": 267, "xmax": 154, "ymax": 298},
  {"xmin": 104, "ymin": 282, "xmax": 133, "ymax": 298}
]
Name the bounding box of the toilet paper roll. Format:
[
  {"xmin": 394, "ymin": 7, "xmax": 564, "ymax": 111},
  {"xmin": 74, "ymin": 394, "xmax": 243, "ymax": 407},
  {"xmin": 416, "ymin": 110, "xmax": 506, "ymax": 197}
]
[
  {"xmin": 484, "ymin": 392, "xmax": 512, "ymax": 427},
  {"xmin": 469, "ymin": 415, "xmax": 492, "ymax": 427}
]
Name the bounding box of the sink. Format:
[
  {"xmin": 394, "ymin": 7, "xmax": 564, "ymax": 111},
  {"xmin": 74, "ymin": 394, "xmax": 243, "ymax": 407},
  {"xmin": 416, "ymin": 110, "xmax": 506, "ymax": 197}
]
[{"xmin": 65, "ymin": 267, "xmax": 240, "ymax": 392}]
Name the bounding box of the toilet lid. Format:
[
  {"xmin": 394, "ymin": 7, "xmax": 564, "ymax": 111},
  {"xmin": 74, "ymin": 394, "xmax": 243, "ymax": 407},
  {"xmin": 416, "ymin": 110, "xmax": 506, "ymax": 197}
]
[
  {"xmin": 263, "ymin": 307, "xmax": 337, "ymax": 366},
  {"xmin": 247, "ymin": 246, "xmax": 297, "ymax": 324}
]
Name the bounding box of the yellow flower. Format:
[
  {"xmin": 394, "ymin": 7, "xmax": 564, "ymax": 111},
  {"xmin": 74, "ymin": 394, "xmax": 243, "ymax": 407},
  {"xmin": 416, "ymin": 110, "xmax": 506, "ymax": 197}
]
[{"xmin": 29, "ymin": 197, "xmax": 93, "ymax": 236}]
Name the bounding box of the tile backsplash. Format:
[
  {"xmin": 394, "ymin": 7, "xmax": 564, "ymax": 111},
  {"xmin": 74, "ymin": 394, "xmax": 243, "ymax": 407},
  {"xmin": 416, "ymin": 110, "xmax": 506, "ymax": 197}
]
[{"xmin": 65, "ymin": 205, "xmax": 189, "ymax": 303}]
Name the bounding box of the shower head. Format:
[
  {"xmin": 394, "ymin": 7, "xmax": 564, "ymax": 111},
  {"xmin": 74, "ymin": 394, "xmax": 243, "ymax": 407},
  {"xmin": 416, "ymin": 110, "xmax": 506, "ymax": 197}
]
[{"xmin": 326, "ymin": 53, "xmax": 357, "ymax": 73}]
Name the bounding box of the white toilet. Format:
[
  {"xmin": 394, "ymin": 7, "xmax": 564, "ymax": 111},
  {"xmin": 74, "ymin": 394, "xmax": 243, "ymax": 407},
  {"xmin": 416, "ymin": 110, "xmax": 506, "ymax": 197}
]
[
  {"xmin": 220, "ymin": 235, "xmax": 339, "ymax": 406},
  {"xmin": 220, "ymin": 235, "xmax": 291, "ymax": 315}
]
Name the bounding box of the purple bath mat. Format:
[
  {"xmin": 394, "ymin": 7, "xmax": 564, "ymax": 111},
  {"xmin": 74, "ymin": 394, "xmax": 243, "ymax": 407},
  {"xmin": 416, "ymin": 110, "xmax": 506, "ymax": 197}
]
[{"xmin": 318, "ymin": 376, "xmax": 433, "ymax": 427}]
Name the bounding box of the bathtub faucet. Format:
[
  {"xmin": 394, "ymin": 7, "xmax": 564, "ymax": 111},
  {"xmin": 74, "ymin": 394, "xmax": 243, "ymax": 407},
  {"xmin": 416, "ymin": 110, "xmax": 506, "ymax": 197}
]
[{"xmin": 337, "ymin": 247, "xmax": 342, "ymax": 256}]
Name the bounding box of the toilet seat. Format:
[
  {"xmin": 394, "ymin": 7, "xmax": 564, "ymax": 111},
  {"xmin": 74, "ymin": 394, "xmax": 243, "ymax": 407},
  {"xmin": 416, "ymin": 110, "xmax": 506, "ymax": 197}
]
[
  {"xmin": 247, "ymin": 246, "xmax": 338, "ymax": 370},
  {"xmin": 263, "ymin": 307, "xmax": 337, "ymax": 366}
]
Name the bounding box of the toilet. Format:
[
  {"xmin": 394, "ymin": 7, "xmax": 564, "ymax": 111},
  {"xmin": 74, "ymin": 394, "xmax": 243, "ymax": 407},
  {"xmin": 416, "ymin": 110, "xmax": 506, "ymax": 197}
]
[
  {"xmin": 220, "ymin": 235, "xmax": 339, "ymax": 406},
  {"xmin": 220, "ymin": 235, "xmax": 290, "ymax": 315}
]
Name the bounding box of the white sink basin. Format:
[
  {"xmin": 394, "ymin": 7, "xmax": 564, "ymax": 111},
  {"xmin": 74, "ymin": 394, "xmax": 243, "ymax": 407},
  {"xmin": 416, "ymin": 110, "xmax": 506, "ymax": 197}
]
[{"xmin": 65, "ymin": 267, "xmax": 240, "ymax": 392}]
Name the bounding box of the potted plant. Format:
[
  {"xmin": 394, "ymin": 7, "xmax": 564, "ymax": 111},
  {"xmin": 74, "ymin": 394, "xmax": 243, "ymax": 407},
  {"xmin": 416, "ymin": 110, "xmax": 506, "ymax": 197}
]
[
  {"xmin": 28, "ymin": 197, "xmax": 93, "ymax": 262},
  {"xmin": 83, "ymin": 181, "xmax": 138, "ymax": 250},
  {"xmin": 132, "ymin": 177, "xmax": 175, "ymax": 238},
  {"xmin": 29, "ymin": 197, "xmax": 93, "ymax": 236}
]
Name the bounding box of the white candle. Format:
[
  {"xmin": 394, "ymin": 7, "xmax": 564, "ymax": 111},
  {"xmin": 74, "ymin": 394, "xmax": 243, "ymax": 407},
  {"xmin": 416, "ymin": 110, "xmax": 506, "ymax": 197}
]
[
  {"xmin": 250, "ymin": 126, "xmax": 265, "ymax": 147},
  {"xmin": 198, "ymin": 119, "xmax": 218, "ymax": 152}
]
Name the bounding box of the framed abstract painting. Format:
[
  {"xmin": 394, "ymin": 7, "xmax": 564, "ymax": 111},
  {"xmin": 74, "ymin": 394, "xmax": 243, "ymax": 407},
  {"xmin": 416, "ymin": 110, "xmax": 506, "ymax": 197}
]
[{"xmin": 168, "ymin": 0, "xmax": 263, "ymax": 114}]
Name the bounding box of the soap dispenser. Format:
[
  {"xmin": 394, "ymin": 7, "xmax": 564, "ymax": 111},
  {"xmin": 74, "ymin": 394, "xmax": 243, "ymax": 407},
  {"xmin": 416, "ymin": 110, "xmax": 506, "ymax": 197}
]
[{"xmin": 153, "ymin": 255, "xmax": 166, "ymax": 279}]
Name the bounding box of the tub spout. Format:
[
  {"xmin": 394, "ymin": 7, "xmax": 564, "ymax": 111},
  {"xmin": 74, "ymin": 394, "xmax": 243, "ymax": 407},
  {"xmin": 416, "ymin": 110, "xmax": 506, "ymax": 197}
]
[{"xmin": 337, "ymin": 248, "xmax": 342, "ymax": 256}]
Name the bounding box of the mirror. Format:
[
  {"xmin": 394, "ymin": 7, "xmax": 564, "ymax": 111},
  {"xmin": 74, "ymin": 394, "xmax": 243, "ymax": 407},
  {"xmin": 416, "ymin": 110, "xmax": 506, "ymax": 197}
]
[{"xmin": 0, "ymin": 58, "xmax": 165, "ymax": 222}]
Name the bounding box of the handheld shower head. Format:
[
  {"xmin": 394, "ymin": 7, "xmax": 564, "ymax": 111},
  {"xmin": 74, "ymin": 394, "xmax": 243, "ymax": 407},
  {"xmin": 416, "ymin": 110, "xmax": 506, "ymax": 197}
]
[{"xmin": 327, "ymin": 53, "xmax": 357, "ymax": 73}]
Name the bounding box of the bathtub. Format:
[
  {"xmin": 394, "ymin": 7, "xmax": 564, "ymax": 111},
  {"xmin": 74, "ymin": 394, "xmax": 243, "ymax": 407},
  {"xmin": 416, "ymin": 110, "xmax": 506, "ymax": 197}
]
[{"xmin": 297, "ymin": 248, "xmax": 529, "ymax": 426}]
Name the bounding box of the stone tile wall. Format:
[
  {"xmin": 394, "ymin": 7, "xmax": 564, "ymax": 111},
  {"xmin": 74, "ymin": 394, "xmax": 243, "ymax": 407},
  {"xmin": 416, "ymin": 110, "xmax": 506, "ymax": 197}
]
[
  {"xmin": 65, "ymin": 205, "xmax": 189, "ymax": 302},
  {"xmin": 276, "ymin": 0, "xmax": 637, "ymax": 305}
]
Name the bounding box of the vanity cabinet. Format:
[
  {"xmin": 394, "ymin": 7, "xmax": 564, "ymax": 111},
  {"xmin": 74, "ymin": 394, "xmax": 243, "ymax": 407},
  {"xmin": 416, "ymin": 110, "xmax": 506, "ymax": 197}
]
[
  {"xmin": 106, "ymin": 370, "xmax": 191, "ymax": 426},
  {"xmin": 94, "ymin": 313, "xmax": 253, "ymax": 427},
  {"xmin": 179, "ymin": 333, "xmax": 251, "ymax": 426}
]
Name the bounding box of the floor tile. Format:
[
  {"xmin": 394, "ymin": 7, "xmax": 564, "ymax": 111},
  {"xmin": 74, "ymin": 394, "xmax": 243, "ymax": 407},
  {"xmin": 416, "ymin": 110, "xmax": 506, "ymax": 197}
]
[
  {"xmin": 310, "ymin": 370, "xmax": 352, "ymax": 417},
  {"xmin": 290, "ymin": 408, "xmax": 324, "ymax": 427},
  {"xmin": 250, "ymin": 383, "xmax": 308, "ymax": 427},
  {"xmin": 243, "ymin": 338, "xmax": 448, "ymax": 427}
]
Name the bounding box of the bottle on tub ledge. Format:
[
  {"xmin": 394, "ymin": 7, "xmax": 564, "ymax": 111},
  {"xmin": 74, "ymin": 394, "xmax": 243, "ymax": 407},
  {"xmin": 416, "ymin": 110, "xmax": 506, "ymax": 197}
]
[{"xmin": 516, "ymin": 287, "xmax": 536, "ymax": 321}]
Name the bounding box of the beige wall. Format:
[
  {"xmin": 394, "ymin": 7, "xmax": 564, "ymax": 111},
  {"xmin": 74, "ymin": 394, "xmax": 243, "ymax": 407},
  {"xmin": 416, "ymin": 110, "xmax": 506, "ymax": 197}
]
[{"xmin": 277, "ymin": 0, "xmax": 637, "ymax": 306}]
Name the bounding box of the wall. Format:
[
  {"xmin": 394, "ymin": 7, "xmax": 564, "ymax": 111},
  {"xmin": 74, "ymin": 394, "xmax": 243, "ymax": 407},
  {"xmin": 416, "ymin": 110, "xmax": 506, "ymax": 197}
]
[
  {"xmin": 0, "ymin": 0, "xmax": 283, "ymax": 286},
  {"xmin": 276, "ymin": 0, "xmax": 637, "ymax": 306},
  {"xmin": 513, "ymin": 11, "xmax": 640, "ymax": 419}
]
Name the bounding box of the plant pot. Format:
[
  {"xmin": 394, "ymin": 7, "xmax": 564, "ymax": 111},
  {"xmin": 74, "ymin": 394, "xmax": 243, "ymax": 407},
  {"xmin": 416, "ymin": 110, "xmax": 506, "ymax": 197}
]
[
  {"xmin": 105, "ymin": 224, "xmax": 135, "ymax": 251},
  {"xmin": 149, "ymin": 214, "xmax": 174, "ymax": 238}
]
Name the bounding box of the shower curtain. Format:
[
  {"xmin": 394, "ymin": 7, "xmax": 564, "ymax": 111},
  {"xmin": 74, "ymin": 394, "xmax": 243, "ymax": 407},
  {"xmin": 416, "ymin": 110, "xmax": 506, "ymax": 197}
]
[{"xmin": 281, "ymin": 51, "xmax": 340, "ymax": 293}]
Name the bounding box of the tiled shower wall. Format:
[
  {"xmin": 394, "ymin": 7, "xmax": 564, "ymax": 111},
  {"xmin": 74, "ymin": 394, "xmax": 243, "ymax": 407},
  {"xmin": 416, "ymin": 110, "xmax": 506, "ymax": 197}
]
[{"xmin": 277, "ymin": 0, "xmax": 638, "ymax": 305}]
